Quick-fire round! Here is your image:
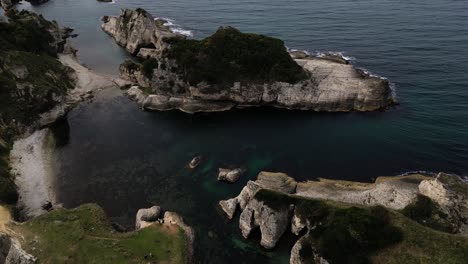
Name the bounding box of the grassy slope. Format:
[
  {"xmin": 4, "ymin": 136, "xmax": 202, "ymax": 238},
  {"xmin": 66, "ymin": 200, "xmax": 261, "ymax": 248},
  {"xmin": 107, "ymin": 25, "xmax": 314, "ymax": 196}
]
[
  {"xmin": 255, "ymin": 189, "xmax": 468, "ymax": 264},
  {"xmin": 11, "ymin": 204, "xmax": 187, "ymax": 264}
]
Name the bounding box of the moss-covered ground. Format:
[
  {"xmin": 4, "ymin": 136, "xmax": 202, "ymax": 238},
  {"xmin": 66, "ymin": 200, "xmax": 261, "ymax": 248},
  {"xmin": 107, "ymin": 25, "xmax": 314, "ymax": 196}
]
[{"xmin": 10, "ymin": 204, "xmax": 188, "ymax": 264}]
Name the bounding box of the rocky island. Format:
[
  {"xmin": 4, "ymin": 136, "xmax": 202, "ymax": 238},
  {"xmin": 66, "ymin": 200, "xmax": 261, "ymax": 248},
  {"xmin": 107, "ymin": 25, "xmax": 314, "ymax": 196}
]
[
  {"xmin": 102, "ymin": 8, "xmax": 396, "ymax": 113},
  {"xmin": 219, "ymin": 172, "xmax": 468, "ymax": 263}
]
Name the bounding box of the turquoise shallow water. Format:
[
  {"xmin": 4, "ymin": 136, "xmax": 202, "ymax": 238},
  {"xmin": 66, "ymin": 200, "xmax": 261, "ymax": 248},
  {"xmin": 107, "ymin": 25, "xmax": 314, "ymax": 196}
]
[{"xmin": 18, "ymin": 0, "xmax": 468, "ymax": 262}]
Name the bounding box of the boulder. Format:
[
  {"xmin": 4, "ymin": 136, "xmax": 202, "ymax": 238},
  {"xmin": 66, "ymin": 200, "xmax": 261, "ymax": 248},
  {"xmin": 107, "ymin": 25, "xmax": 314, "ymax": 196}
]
[
  {"xmin": 135, "ymin": 205, "xmax": 161, "ymax": 229},
  {"xmin": 217, "ymin": 168, "xmax": 244, "ymax": 183}
]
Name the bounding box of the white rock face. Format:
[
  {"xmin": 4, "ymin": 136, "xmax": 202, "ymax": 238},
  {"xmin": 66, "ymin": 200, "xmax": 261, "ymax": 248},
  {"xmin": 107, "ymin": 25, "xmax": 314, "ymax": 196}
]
[
  {"xmin": 135, "ymin": 206, "xmax": 161, "ymax": 230},
  {"xmin": 295, "ymin": 175, "xmax": 428, "ymax": 210},
  {"xmin": 0, "ymin": 234, "xmax": 37, "ymax": 264},
  {"xmin": 239, "ymin": 198, "xmax": 293, "ymax": 249}
]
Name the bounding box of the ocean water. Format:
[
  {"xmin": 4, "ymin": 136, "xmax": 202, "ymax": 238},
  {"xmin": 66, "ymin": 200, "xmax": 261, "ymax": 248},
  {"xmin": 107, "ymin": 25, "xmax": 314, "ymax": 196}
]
[{"xmin": 18, "ymin": 0, "xmax": 468, "ymax": 263}]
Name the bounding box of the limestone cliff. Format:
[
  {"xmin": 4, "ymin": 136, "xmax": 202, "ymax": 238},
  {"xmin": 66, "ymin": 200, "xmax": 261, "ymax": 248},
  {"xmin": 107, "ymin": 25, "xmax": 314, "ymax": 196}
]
[{"xmin": 102, "ymin": 8, "xmax": 395, "ymax": 113}]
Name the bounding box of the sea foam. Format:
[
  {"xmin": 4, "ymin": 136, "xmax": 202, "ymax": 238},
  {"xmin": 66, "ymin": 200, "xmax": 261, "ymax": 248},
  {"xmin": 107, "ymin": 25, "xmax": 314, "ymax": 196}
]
[{"xmin": 154, "ymin": 17, "xmax": 193, "ymax": 37}]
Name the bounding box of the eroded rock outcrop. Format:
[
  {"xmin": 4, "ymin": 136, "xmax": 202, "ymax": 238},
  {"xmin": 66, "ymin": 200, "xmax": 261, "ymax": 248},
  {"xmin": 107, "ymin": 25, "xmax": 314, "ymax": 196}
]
[
  {"xmin": 290, "ymin": 234, "xmax": 329, "ymax": 264},
  {"xmin": 103, "ymin": 8, "xmax": 395, "ymax": 113},
  {"xmin": 135, "ymin": 205, "xmax": 161, "ymax": 230},
  {"xmin": 220, "ymin": 171, "xmax": 468, "ymax": 263},
  {"xmin": 239, "ymin": 196, "xmax": 293, "ymax": 249},
  {"xmin": 419, "ymin": 173, "xmax": 468, "ymax": 234},
  {"xmin": 101, "ymin": 8, "xmax": 176, "ymax": 55},
  {"xmin": 219, "ymin": 172, "xmax": 297, "ymax": 219},
  {"xmin": 0, "ymin": 234, "xmax": 37, "ymax": 264}
]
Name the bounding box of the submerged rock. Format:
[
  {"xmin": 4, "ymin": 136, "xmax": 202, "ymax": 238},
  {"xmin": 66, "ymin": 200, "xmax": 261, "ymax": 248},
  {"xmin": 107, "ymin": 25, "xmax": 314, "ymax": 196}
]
[
  {"xmin": 217, "ymin": 168, "xmax": 244, "ymax": 183},
  {"xmin": 188, "ymin": 155, "xmax": 202, "ymax": 169},
  {"xmin": 102, "ymin": 8, "xmax": 396, "ymax": 113}
]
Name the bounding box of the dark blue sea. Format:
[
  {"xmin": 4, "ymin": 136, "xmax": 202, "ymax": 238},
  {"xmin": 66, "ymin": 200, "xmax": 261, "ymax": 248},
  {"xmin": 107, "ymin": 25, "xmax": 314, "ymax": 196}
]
[{"xmin": 15, "ymin": 0, "xmax": 468, "ymax": 262}]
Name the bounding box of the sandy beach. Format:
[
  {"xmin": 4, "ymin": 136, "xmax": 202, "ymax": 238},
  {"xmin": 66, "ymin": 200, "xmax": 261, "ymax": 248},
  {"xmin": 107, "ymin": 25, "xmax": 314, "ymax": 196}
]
[{"xmin": 10, "ymin": 129, "xmax": 56, "ymax": 219}]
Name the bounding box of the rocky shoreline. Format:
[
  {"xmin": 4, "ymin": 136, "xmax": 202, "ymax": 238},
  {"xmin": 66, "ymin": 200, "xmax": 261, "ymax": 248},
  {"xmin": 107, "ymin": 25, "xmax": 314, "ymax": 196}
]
[
  {"xmin": 0, "ymin": 9, "xmax": 193, "ymax": 263},
  {"xmin": 219, "ymin": 172, "xmax": 468, "ymax": 263},
  {"xmin": 102, "ymin": 8, "xmax": 396, "ymax": 113}
]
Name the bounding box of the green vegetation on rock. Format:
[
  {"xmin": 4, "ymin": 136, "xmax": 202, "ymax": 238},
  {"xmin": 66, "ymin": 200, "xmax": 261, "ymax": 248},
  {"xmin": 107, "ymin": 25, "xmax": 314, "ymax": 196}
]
[
  {"xmin": 12, "ymin": 204, "xmax": 188, "ymax": 264},
  {"xmin": 254, "ymin": 189, "xmax": 468, "ymax": 264},
  {"xmin": 401, "ymin": 194, "xmax": 453, "ymax": 233},
  {"xmin": 0, "ymin": 10, "xmax": 75, "ymax": 204},
  {"xmin": 0, "ymin": 10, "xmax": 56, "ymax": 55},
  {"xmin": 163, "ymin": 26, "xmax": 308, "ymax": 85}
]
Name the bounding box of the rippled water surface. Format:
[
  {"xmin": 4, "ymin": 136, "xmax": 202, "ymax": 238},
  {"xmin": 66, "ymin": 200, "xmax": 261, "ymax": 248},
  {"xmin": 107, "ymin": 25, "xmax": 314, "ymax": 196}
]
[{"xmin": 20, "ymin": 0, "xmax": 468, "ymax": 263}]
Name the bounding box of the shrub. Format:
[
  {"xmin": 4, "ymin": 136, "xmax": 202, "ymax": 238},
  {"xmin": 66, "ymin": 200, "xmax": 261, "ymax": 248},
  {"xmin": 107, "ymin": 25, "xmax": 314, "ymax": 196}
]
[{"xmin": 164, "ymin": 26, "xmax": 308, "ymax": 86}]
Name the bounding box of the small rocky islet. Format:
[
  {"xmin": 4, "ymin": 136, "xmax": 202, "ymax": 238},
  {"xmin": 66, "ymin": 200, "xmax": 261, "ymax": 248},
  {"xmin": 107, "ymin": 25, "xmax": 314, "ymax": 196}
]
[{"xmin": 0, "ymin": 4, "xmax": 467, "ymax": 264}]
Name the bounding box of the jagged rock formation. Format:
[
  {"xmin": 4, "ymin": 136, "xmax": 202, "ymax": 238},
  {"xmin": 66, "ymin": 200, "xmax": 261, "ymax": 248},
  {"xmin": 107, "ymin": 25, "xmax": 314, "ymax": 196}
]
[
  {"xmin": 0, "ymin": 234, "xmax": 37, "ymax": 264},
  {"xmin": 219, "ymin": 172, "xmax": 468, "ymax": 263},
  {"xmin": 135, "ymin": 205, "xmax": 161, "ymax": 229},
  {"xmin": 218, "ymin": 168, "xmax": 244, "ymax": 183},
  {"xmin": 219, "ymin": 172, "xmax": 297, "ymax": 219},
  {"xmin": 290, "ymin": 234, "xmax": 329, "ymax": 264},
  {"xmin": 102, "ymin": 8, "xmax": 395, "ymax": 113},
  {"xmin": 419, "ymin": 173, "xmax": 468, "ymax": 234},
  {"xmin": 101, "ymin": 8, "xmax": 175, "ymax": 55}
]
